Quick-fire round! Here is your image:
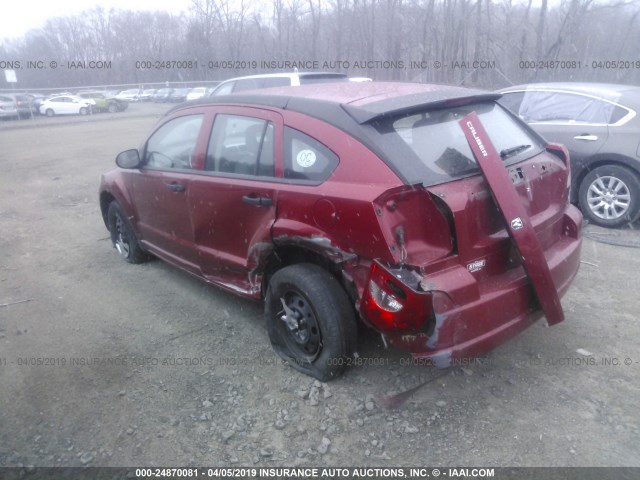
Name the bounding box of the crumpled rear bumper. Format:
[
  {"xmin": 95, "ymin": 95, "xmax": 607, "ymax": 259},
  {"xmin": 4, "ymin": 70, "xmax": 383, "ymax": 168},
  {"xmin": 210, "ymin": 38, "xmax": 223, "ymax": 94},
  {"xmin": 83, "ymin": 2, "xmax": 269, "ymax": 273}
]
[{"xmin": 385, "ymin": 205, "xmax": 582, "ymax": 367}]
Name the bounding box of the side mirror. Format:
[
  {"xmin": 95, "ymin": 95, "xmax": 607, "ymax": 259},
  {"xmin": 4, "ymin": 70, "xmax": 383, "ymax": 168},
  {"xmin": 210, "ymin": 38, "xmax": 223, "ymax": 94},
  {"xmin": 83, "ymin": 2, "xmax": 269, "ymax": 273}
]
[{"xmin": 116, "ymin": 149, "xmax": 141, "ymax": 169}]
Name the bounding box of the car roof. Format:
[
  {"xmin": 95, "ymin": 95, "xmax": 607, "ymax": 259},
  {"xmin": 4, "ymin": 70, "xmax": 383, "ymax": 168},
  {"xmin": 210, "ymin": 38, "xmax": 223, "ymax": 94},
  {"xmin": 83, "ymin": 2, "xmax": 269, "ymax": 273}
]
[
  {"xmin": 169, "ymin": 82, "xmax": 500, "ymax": 185},
  {"xmin": 177, "ymin": 81, "xmax": 499, "ymax": 124}
]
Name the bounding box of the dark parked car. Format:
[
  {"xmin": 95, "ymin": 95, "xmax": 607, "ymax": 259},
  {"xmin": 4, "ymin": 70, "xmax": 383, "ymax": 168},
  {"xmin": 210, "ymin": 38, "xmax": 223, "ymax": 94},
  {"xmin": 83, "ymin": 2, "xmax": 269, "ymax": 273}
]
[
  {"xmin": 29, "ymin": 93, "xmax": 47, "ymax": 112},
  {"xmin": 498, "ymin": 83, "xmax": 640, "ymax": 227},
  {"xmin": 168, "ymin": 88, "xmax": 190, "ymax": 102},
  {"xmin": 0, "ymin": 94, "xmax": 19, "ymax": 119},
  {"xmin": 152, "ymin": 88, "xmax": 173, "ymax": 102},
  {"xmin": 3, "ymin": 93, "xmax": 38, "ymax": 118},
  {"xmin": 140, "ymin": 89, "xmax": 156, "ymax": 101},
  {"xmin": 99, "ymin": 82, "xmax": 582, "ymax": 380}
]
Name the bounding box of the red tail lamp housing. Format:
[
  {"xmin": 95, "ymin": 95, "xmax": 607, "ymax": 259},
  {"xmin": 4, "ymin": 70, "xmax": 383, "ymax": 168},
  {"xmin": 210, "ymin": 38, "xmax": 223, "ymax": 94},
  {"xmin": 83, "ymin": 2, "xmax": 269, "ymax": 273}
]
[{"xmin": 360, "ymin": 260, "xmax": 434, "ymax": 334}]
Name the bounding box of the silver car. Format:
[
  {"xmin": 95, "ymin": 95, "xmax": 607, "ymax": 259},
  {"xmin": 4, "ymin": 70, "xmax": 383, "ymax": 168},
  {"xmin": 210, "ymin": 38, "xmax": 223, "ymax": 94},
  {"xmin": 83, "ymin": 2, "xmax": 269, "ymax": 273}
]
[
  {"xmin": 498, "ymin": 83, "xmax": 640, "ymax": 228},
  {"xmin": 0, "ymin": 94, "xmax": 19, "ymax": 119}
]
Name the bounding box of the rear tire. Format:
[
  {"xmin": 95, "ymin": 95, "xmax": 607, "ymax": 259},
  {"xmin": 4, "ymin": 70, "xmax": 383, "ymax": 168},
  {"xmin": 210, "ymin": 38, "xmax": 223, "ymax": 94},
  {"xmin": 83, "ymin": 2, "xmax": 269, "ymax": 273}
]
[
  {"xmin": 108, "ymin": 103, "xmax": 118, "ymax": 113},
  {"xmin": 265, "ymin": 263, "xmax": 357, "ymax": 381},
  {"xmin": 107, "ymin": 201, "xmax": 149, "ymax": 264},
  {"xmin": 579, "ymin": 165, "xmax": 640, "ymax": 228},
  {"xmin": 79, "ymin": 107, "xmax": 88, "ymax": 115}
]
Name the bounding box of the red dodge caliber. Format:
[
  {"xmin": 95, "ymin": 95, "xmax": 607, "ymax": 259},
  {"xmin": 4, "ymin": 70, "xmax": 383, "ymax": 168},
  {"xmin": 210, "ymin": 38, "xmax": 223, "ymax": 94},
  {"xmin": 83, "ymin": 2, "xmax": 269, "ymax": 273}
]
[{"xmin": 99, "ymin": 82, "xmax": 582, "ymax": 380}]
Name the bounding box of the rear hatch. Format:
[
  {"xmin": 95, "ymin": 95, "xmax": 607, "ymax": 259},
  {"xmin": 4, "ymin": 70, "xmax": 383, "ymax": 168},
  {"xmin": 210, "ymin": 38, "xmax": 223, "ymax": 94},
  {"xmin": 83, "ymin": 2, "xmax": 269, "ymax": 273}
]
[{"xmin": 368, "ymin": 101, "xmax": 574, "ymax": 306}]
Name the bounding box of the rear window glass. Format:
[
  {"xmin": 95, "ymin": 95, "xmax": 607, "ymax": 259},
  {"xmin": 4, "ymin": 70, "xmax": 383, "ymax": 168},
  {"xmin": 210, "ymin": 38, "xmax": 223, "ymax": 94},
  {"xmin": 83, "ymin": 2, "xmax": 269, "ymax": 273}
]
[{"xmin": 371, "ymin": 102, "xmax": 542, "ymax": 185}]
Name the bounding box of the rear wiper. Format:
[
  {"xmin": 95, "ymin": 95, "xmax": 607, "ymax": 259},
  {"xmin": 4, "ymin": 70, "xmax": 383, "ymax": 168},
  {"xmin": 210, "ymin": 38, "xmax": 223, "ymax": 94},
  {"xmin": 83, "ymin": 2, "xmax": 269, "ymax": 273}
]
[{"xmin": 500, "ymin": 144, "xmax": 531, "ymax": 159}]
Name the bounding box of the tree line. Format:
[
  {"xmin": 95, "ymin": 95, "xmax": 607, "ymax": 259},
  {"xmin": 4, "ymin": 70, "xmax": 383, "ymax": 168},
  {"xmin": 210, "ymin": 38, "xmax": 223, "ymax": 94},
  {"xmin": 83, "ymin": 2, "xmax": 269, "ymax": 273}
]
[{"xmin": 1, "ymin": 0, "xmax": 638, "ymax": 90}]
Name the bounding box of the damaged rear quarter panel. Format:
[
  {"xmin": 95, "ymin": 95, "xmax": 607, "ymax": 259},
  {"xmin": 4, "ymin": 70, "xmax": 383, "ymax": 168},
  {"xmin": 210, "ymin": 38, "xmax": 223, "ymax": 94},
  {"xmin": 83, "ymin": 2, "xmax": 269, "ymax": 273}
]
[{"xmin": 270, "ymin": 111, "xmax": 407, "ymax": 295}]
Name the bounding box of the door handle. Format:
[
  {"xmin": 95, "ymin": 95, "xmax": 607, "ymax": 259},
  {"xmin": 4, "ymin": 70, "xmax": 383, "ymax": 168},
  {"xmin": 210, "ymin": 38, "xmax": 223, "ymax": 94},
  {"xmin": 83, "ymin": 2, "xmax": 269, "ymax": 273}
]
[
  {"xmin": 573, "ymin": 134, "xmax": 598, "ymax": 141},
  {"xmin": 242, "ymin": 194, "xmax": 272, "ymax": 207},
  {"xmin": 167, "ymin": 182, "xmax": 186, "ymax": 192}
]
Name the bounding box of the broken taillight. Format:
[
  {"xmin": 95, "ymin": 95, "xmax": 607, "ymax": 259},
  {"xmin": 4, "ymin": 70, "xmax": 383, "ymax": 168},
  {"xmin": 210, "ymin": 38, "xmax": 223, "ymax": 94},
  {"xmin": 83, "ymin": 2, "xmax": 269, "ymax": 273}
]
[
  {"xmin": 361, "ymin": 260, "xmax": 434, "ymax": 334},
  {"xmin": 368, "ymin": 279, "xmax": 404, "ymax": 312}
]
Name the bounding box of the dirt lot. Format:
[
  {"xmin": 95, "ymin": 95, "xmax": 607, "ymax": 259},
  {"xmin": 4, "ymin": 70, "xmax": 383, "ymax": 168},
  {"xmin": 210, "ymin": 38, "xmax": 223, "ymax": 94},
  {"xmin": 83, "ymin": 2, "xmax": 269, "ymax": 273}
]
[{"xmin": 0, "ymin": 104, "xmax": 639, "ymax": 469}]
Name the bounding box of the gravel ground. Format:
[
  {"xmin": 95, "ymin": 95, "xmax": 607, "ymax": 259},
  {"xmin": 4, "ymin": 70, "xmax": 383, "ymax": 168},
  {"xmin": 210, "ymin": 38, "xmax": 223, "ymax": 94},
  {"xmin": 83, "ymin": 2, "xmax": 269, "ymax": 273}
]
[{"xmin": 0, "ymin": 104, "xmax": 639, "ymax": 469}]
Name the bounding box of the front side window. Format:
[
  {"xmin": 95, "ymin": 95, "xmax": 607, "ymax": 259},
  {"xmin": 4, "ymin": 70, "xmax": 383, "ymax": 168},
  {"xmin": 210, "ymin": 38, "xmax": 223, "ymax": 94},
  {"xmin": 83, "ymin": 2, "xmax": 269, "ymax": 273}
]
[
  {"xmin": 206, "ymin": 114, "xmax": 274, "ymax": 177},
  {"xmin": 144, "ymin": 114, "xmax": 203, "ymax": 170}
]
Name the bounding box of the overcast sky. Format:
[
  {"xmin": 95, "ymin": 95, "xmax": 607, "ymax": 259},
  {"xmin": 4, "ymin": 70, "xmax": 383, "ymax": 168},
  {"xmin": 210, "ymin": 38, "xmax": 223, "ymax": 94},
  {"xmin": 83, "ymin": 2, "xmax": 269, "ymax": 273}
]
[
  {"xmin": 1, "ymin": 0, "xmax": 568, "ymax": 43},
  {"xmin": 0, "ymin": 0, "xmax": 192, "ymax": 40}
]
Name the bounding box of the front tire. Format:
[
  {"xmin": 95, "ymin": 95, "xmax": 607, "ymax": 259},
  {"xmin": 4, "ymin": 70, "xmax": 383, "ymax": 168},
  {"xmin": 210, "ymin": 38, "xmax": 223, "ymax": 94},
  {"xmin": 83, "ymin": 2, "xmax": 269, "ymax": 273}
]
[
  {"xmin": 265, "ymin": 263, "xmax": 357, "ymax": 381},
  {"xmin": 108, "ymin": 103, "xmax": 118, "ymax": 113},
  {"xmin": 579, "ymin": 165, "xmax": 640, "ymax": 228},
  {"xmin": 79, "ymin": 107, "xmax": 88, "ymax": 115},
  {"xmin": 107, "ymin": 201, "xmax": 149, "ymax": 264},
  {"xmin": 45, "ymin": 109, "xmax": 54, "ymax": 117}
]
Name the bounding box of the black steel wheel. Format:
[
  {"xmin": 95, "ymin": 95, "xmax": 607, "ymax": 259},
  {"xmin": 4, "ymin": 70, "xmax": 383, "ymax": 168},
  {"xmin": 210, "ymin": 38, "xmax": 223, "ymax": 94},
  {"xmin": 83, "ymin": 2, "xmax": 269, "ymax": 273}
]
[
  {"xmin": 107, "ymin": 201, "xmax": 149, "ymax": 264},
  {"xmin": 265, "ymin": 263, "xmax": 357, "ymax": 381}
]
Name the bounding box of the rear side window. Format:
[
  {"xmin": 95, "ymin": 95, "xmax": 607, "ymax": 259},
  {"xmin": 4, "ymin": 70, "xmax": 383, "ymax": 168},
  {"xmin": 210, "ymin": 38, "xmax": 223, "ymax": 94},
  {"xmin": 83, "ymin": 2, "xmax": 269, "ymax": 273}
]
[
  {"xmin": 517, "ymin": 91, "xmax": 616, "ymax": 124},
  {"xmin": 610, "ymin": 105, "xmax": 632, "ymax": 124},
  {"xmin": 371, "ymin": 102, "xmax": 542, "ymax": 185},
  {"xmin": 284, "ymin": 127, "xmax": 339, "ymax": 182},
  {"xmin": 206, "ymin": 114, "xmax": 275, "ymax": 177}
]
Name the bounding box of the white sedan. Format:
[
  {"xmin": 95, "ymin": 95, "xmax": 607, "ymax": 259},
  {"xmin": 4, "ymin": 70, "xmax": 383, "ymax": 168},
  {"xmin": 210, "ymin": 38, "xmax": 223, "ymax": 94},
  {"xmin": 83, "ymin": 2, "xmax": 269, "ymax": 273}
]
[
  {"xmin": 186, "ymin": 87, "xmax": 207, "ymax": 101},
  {"xmin": 40, "ymin": 95, "xmax": 95, "ymax": 117}
]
